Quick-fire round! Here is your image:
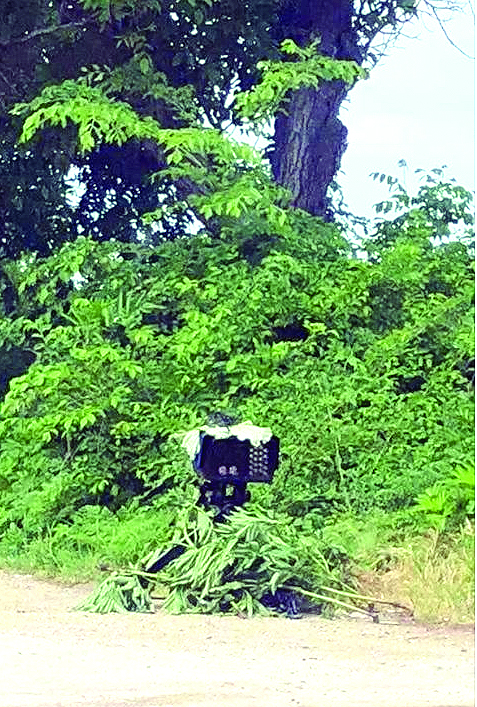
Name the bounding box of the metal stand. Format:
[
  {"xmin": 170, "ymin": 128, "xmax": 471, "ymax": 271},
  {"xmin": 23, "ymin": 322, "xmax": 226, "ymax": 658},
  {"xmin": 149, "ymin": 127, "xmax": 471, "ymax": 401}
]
[{"xmin": 198, "ymin": 479, "xmax": 250, "ymax": 521}]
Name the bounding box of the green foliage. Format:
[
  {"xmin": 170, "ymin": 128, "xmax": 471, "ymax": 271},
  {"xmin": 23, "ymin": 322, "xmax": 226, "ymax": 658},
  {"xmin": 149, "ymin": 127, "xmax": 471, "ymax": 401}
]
[
  {"xmin": 143, "ymin": 504, "xmax": 338, "ymax": 615},
  {"xmin": 12, "ymin": 77, "xmax": 296, "ymax": 233},
  {"xmin": 0, "ymin": 487, "xmax": 197, "ymax": 578},
  {"xmin": 413, "ymin": 466, "xmax": 475, "ymax": 532},
  {"xmin": 0, "ymin": 1, "xmax": 473, "ymax": 618},
  {"xmin": 0, "ymin": 169, "xmax": 473, "ymax": 555},
  {"xmin": 369, "ymin": 166, "xmax": 475, "ymax": 253},
  {"xmin": 75, "ymin": 570, "xmax": 154, "ymax": 613},
  {"xmin": 314, "ymin": 510, "xmax": 475, "ymax": 624},
  {"xmin": 0, "ymin": 0, "xmax": 466, "ymax": 257},
  {"xmin": 235, "ymin": 39, "xmax": 367, "ymax": 124},
  {"xmin": 78, "ymin": 504, "xmax": 382, "ymax": 618},
  {"xmin": 80, "ymin": 55, "xmax": 200, "ymax": 124},
  {"xmin": 1, "ymin": 19, "xmax": 475, "ymax": 576},
  {"xmin": 12, "ymin": 82, "xmax": 183, "ymax": 153}
]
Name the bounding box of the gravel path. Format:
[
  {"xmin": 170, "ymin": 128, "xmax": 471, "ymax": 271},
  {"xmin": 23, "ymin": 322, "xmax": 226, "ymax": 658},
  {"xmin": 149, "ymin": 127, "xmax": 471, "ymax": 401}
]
[{"xmin": 0, "ymin": 571, "xmax": 474, "ymax": 707}]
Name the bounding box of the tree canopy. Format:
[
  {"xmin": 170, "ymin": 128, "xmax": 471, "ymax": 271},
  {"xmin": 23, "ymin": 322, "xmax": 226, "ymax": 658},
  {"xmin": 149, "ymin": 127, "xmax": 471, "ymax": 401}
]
[{"xmin": 0, "ymin": 0, "xmax": 469, "ymax": 256}]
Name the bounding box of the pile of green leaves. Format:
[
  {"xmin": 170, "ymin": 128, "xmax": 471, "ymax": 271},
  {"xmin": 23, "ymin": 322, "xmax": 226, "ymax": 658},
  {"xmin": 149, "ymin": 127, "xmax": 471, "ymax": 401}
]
[
  {"xmin": 78, "ymin": 504, "xmax": 394, "ymax": 618},
  {"xmin": 147, "ymin": 505, "xmax": 338, "ymax": 615},
  {"xmin": 75, "ymin": 569, "xmax": 154, "ymax": 613}
]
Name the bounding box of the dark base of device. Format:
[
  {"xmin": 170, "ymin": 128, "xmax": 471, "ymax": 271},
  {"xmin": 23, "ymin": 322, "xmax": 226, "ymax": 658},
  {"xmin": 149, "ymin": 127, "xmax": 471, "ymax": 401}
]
[{"xmin": 260, "ymin": 588, "xmax": 308, "ymax": 618}]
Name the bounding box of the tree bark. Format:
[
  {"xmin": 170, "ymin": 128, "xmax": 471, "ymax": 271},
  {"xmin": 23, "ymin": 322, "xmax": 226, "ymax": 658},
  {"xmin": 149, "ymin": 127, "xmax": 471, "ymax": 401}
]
[
  {"xmin": 270, "ymin": 0, "xmax": 361, "ymax": 219},
  {"xmin": 270, "ymin": 81, "xmax": 349, "ymax": 219}
]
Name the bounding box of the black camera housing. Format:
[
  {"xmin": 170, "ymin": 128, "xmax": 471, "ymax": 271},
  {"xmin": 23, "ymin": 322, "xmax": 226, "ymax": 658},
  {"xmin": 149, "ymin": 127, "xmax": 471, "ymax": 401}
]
[{"xmin": 195, "ymin": 434, "xmax": 279, "ymax": 484}]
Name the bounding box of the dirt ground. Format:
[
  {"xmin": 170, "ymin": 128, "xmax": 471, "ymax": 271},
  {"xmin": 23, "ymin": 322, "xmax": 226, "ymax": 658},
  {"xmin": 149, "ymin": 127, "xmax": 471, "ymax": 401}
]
[{"xmin": 0, "ymin": 570, "xmax": 474, "ymax": 707}]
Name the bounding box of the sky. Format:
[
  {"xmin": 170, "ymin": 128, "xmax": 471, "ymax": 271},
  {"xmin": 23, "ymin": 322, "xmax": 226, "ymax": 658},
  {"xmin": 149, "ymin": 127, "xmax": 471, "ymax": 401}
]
[{"xmin": 338, "ymin": 5, "xmax": 475, "ymax": 219}]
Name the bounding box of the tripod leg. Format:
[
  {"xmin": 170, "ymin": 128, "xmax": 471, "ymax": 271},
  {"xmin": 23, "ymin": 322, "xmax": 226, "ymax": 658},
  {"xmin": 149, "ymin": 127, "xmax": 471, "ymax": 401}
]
[{"xmin": 145, "ymin": 545, "xmax": 186, "ymax": 574}]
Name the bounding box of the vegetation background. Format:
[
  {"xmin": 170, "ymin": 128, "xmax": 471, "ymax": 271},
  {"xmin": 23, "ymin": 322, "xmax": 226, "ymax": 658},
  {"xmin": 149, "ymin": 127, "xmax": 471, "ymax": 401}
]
[{"xmin": 0, "ymin": 0, "xmax": 474, "ymax": 622}]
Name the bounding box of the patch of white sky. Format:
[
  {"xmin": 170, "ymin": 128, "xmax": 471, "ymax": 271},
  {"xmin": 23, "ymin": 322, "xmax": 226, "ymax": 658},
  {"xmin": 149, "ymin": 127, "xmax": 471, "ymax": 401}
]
[{"xmin": 338, "ymin": 5, "xmax": 475, "ymax": 219}]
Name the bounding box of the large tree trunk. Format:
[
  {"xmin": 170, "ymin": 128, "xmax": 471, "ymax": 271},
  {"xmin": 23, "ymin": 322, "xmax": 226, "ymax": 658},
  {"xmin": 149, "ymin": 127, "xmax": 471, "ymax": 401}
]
[
  {"xmin": 270, "ymin": 0, "xmax": 361, "ymax": 219},
  {"xmin": 270, "ymin": 81, "xmax": 349, "ymax": 219}
]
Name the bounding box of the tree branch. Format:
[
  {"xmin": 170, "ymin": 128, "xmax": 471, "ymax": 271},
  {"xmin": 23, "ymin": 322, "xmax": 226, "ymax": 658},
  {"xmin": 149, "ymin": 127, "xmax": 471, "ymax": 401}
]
[
  {"xmin": 0, "ymin": 20, "xmax": 92, "ymax": 48},
  {"xmin": 428, "ymin": 3, "xmax": 474, "ymax": 58}
]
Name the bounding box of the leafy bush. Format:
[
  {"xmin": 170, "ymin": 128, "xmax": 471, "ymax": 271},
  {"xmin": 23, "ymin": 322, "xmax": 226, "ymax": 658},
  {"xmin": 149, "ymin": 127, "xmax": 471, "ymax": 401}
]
[
  {"xmin": 413, "ymin": 466, "xmax": 475, "ymax": 531},
  {"xmin": 0, "ymin": 171, "xmax": 473, "ymax": 575}
]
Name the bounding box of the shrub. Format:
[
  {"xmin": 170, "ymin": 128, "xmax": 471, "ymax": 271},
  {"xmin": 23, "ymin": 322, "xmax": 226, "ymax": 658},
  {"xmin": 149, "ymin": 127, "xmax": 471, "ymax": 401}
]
[{"xmin": 0, "ymin": 174, "xmax": 473, "ymax": 556}]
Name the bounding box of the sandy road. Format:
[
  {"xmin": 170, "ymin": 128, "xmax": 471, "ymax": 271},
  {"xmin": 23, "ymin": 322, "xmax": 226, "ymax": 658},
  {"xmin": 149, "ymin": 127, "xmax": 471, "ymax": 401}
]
[{"xmin": 0, "ymin": 571, "xmax": 474, "ymax": 707}]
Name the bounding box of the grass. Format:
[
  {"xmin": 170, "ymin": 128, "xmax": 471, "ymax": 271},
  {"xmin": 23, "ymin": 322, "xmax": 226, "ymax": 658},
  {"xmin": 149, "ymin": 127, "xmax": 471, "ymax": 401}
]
[
  {"xmin": 0, "ymin": 539, "xmax": 105, "ymax": 582},
  {"xmin": 0, "ymin": 512, "xmax": 474, "ymax": 622},
  {"xmin": 372, "ymin": 525, "xmax": 473, "ymax": 624},
  {"xmin": 320, "ymin": 510, "xmax": 475, "ymax": 624},
  {"xmin": 0, "ymin": 502, "xmax": 176, "ymax": 582},
  {"xmin": 354, "ymin": 521, "xmax": 475, "ymax": 624}
]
